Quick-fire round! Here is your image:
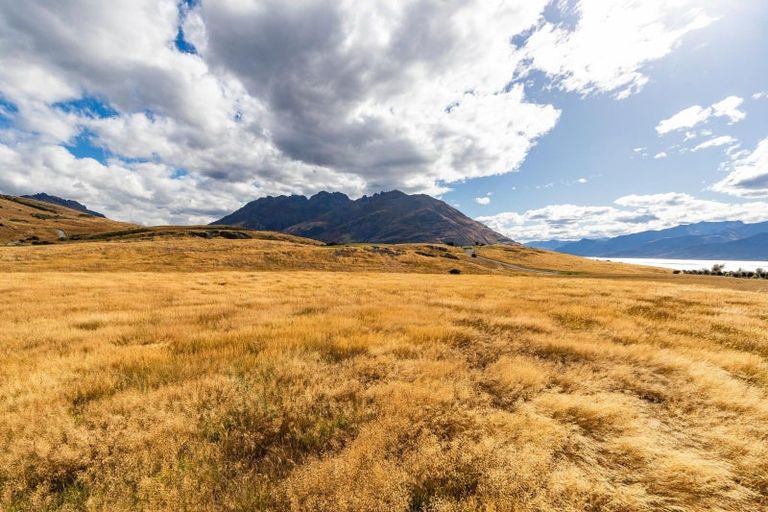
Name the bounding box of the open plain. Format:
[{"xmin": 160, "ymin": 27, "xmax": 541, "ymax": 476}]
[{"xmin": 2, "ymin": 236, "xmax": 768, "ymax": 511}]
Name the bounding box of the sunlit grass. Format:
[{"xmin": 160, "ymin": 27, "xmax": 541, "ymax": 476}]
[{"xmin": 2, "ymin": 265, "xmax": 768, "ymax": 510}]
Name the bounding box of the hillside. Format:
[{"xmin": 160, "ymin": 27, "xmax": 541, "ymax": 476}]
[
  {"xmin": 0, "ymin": 235, "xmax": 668, "ymax": 275},
  {"xmin": 0, "ymin": 195, "xmax": 132, "ymax": 244},
  {"xmin": 214, "ymin": 190, "xmax": 513, "ymax": 245},
  {"xmin": 531, "ymin": 220, "xmax": 768, "ymax": 259},
  {"xmin": 21, "ymin": 193, "xmax": 106, "ymax": 217}
]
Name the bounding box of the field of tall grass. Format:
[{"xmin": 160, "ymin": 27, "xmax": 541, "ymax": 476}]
[{"xmin": 2, "ymin": 244, "xmax": 768, "ymax": 510}]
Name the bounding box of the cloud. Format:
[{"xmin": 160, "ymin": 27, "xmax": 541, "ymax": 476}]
[
  {"xmin": 656, "ymin": 96, "xmax": 746, "ymax": 135},
  {"xmin": 478, "ymin": 192, "xmax": 768, "ymax": 241},
  {"xmin": 711, "ymin": 96, "xmax": 746, "ymax": 124},
  {"xmin": 475, "ymin": 196, "xmax": 491, "ymax": 205},
  {"xmin": 519, "ymin": 0, "xmax": 716, "ymax": 99},
  {"xmin": 0, "ymin": 0, "xmax": 720, "ymax": 223},
  {"xmin": 692, "ymin": 135, "xmax": 738, "ymax": 152},
  {"xmin": 577, "ymin": 178, "xmax": 588, "ymax": 184},
  {"xmin": 656, "ymin": 105, "xmax": 711, "ymax": 134},
  {"xmin": 0, "ymin": 141, "xmax": 245, "ymax": 225},
  {"xmin": 712, "ymin": 137, "xmax": 768, "ymax": 198},
  {"xmin": 654, "ymin": 152, "xmax": 668, "ymax": 159},
  {"xmin": 0, "ymin": 0, "xmax": 563, "ymax": 222},
  {"xmin": 753, "ymin": 91, "xmax": 767, "ymax": 100}
]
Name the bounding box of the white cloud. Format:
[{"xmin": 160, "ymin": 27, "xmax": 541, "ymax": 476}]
[
  {"xmin": 475, "ymin": 196, "xmax": 491, "ymax": 205},
  {"xmin": 753, "ymin": 91, "xmax": 767, "ymax": 100},
  {"xmin": 712, "ymin": 137, "xmax": 768, "ymax": 198},
  {"xmin": 0, "ymin": 0, "xmax": 721, "ymax": 223},
  {"xmin": 654, "ymin": 152, "xmax": 668, "ymax": 159},
  {"xmin": 577, "ymin": 178, "xmax": 588, "ymax": 184},
  {"xmin": 692, "ymin": 135, "xmax": 737, "ymax": 152},
  {"xmin": 519, "ymin": 0, "xmax": 716, "ymax": 99},
  {"xmin": 0, "ymin": 141, "xmax": 245, "ymax": 225},
  {"xmin": 711, "ymin": 96, "xmax": 746, "ymax": 124},
  {"xmin": 478, "ymin": 192, "xmax": 768, "ymax": 241},
  {"xmin": 656, "ymin": 105, "xmax": 712, "ymax": 134},
  {"xmin": 656, "ymin": 96, "xmax": 746, "ymax": 135}
]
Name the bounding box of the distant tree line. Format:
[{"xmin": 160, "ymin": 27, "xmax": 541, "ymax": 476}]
[{"xmin": 677, "ymin": 264, "xmax": 768, "ymax": 279}]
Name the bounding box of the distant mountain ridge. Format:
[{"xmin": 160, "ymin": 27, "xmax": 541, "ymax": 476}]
[
  {"xmin": 528, "ymin": 220, "xmax": 768, "ymax": 259},
  {"xmin": 22, "ymin": 193, "xmax": 105, "ymax": 218},
  {"xmin": 214, "ymin": 190, "xmax": 513, "ymax": 245}
]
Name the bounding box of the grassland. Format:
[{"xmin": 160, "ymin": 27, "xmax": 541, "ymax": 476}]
[
  {"xmin": 0, "ymin": 196, "xmax": 131, "ymax": 244},
  {"xmin": 1, "ymin": 237, "xmax": 768, "ymax": 511},
  {"xmin": 0, "ymin": 235, "xmax": 665, "ymax": 275}
]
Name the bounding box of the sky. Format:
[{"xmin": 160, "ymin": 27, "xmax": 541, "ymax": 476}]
[{"xmin": 0, "ymin": 0, "xmax": 766, "ymax": 241}]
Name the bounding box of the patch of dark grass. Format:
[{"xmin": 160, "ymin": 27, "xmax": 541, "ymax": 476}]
[{"xmin": 551, "ymin": 312, "xmax": 600, "ymax": 330}]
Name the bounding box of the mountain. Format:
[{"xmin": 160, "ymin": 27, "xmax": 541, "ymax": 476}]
[
  {"xmin": 22, "ymin": 193, "xmax": 106, "ymax": 218},
  {"xmin": 528, "ymin": 220, "xmax": 768, "ymax": 259},
  {"xmin": 214, "ymin": 190, "xmax": 513, "ymax": 245},
  {"xmin": 1, "ymin": 195, "xmax": 131, "ymax": 244},
  {"xmin": 526, "ymin": 240, "xmax": 567, "ymax": 251}
]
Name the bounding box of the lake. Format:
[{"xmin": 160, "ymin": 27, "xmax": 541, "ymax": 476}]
[{"xmin": 587, "ymin": 257, "xmax": 768, "ymax": 272}]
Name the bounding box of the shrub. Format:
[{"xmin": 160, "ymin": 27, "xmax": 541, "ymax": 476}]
[{"xmin": 448, "ymin": 268, "xmax": 461, "ymax": 275}]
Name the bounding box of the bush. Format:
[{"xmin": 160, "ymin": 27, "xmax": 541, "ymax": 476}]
[{"xmin": 448, "ymin": 268, "xmax": 461, "ymax": 275}]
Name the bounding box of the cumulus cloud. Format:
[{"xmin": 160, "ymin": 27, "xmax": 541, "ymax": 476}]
[
  {"xmin": 0, "ymin": 140, "xmax": 256, "ymax": 225},
  {"xmin": 656, "ymin": 96, "xmax": 746, "ymax": 135},
  {"xmin": 711, "ymin": 96, "xmax": 747, "ymax": 124},
  {"xmin": 712, "ymin": 137, "xmax": 768, "ymax": 198},
  {"xmin": 475, "ymin": 196, "xmax": 491, "ymax": 205},
  {"xmin": 519, "ymin": 0, "xmax": 715, "ymax": 99},
  {"xmin": 654, "ymin": 152, "xmax": 668, "ymax": 159},
  {"xmin": 478, "ymin": 192, "xmax": 768, "ymax": 241},
  {"xmin": 0, "ymin": 0, "xmax": 719, "ymax": 223}
]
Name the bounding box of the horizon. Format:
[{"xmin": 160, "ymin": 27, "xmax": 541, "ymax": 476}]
[{"xmin": 1, "ymin": 1, "xmax": 767, "ymax": 241}]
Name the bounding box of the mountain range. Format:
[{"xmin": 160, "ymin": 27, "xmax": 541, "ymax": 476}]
[
  {"xmin": 213, "ymin": 190, "xmax": 513, "ymax": 245},
  {"xmin": 529, "ymin": 221, "xmax": 768, "ymax": 260}
]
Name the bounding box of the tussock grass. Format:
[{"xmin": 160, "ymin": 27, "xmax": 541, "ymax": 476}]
[
  {"xmin": 0, "ymin": 196, "xmax": 130, "ymax": 244},
  {"xmin": 2, "ymin": 267, "xmax": 768, "ymax": 511},
  {"xmin": 0, "ymin": 236, "xmax": 671, "ymax": 276}
]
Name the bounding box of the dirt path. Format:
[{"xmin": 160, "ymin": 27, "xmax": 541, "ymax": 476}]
[{"xmin": 464, "ymin": 249, "xmax": 558, "ymax": 275}]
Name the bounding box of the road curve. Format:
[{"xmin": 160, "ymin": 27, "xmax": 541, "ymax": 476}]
[{"xmin": 464, "ymin": 249, "xmax": 558, "ymax": 275}]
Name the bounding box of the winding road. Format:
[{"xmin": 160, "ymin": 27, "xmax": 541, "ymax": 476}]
[{"xmin": 464, "ymin": 249, "xmax": 557, "ymax": 275}]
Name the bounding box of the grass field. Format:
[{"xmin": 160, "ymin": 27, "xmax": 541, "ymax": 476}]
[
  {"xmin": 2, "ymin": 238, "xmax": 768, "ymax": 511},
  {"xmin": 0, "ymin": 196, "xmax": 132, "ymax": 244}
]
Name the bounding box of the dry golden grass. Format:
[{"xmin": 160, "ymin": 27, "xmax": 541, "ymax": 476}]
[
  {"xmin": 0, "ymin": 236, "xmax": 666, "ymax": 277},
  {"xmin": 477, "ymin": 245, "xmax": 666, "ymax": 275},
  {"xmin": 0, "ymin": 196, "xmax": 131, "ymax": 244},
  {"xmin": 2, "ymin": 239, "xmax": 768, "ymax": 511}
]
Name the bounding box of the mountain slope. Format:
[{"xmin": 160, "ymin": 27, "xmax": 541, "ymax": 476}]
[
  {"xmin": 214, "ymin": 190, "xmax": 513, "ymax": 245},
  {"xmin": 0, "ymin": 195, "xmax": 131, "ymax": 244},
  {"xmin": 22, "ymin": 193, "xmax": 106, "ymax": 217},
  {"xmin": 529, "ymin": 220, "xmax": 768, "ymax": 259}
]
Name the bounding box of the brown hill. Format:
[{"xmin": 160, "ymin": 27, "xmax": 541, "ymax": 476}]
[
  {"xmin": 0, "ymin": 195, "xmax": 132, "ymax": 244},
  {"xmin": 214, "ymin": 190, "xmax": 513, "ymax": 245}
]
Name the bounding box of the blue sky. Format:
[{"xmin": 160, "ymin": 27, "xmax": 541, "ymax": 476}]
[
  {"xmin": 0, "ymin": 1, "xmax": 767, "ymax": 238},
  {"xmin": 459, "ymin": 1, "xmax": 768, "ymax": 239}
]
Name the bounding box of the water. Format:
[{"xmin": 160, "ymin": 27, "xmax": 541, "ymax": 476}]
[{"xmin": 587, "ymin": 257, "xmax": 768, "ymax": 272}]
